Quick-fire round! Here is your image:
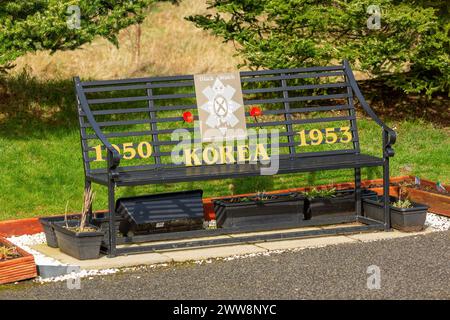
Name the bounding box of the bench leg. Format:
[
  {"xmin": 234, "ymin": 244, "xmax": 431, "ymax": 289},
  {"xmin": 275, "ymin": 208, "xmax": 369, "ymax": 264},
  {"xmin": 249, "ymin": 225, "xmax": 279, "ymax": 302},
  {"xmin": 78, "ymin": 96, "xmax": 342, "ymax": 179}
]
[
  {"xmin": 383, "ymin": 157, "xmax": 391, "ymax": 230},
  {"xmin": 107, "ymin": 179, "xmax": 117, "ymax": 258},
  {"xmin": 354, "ymin": 168, "xmax": 362, "ymax": 217}
]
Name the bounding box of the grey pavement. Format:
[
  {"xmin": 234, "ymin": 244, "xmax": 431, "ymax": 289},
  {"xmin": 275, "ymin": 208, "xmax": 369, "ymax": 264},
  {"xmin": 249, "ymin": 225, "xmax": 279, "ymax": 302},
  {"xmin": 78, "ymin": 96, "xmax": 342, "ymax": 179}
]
[{"xmin": 0, "ymin": 231, "xmax": 449, "ymax": 299}]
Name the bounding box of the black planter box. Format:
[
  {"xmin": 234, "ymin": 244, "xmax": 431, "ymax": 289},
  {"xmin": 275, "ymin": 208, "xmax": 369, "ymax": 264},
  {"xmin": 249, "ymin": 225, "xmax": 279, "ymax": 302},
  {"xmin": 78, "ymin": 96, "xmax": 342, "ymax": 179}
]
[
  {"xmin": 304, "ymin": 189, "xmax": 378, "ymax": 220},
  {"xmin": 39, "ymin": 214, "xmax": 81, "ymax": 248},
  {"xmin": 53, "ymin": 221, "xmax": 104, "ymax": 260},
  {"xmin": 214, "ymin": 193, "xmax": 303, "ymax": 228},
  {"xmin": 363, "ymin": 196, "xmax": 428, "ymax": 232},
  {"xmin": 117, "ymin": 190, "xmax": 204, "ymax": 237}
]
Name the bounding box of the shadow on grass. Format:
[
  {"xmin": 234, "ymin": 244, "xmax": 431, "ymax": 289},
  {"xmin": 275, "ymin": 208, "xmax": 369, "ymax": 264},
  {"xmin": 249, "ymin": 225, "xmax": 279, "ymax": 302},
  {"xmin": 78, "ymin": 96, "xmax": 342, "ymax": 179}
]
[
  {"xmin": 0, "ymin": 71, "xmax": 448, "ymax": 142},
  {"xmin": 0, "ymin": 71, "xmax": 77, "ymax": 139},
  {"xmin": 358, "ymin": 79, "xmax": 449, "ymax": 127}
]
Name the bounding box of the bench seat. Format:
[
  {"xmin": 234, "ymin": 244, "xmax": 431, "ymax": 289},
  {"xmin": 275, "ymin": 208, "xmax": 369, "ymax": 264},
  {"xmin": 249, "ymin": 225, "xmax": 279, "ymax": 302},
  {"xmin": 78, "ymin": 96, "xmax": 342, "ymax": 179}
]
[{"xmin": 87, "ymin": 153, "xmax": 383, "ymax": 186}]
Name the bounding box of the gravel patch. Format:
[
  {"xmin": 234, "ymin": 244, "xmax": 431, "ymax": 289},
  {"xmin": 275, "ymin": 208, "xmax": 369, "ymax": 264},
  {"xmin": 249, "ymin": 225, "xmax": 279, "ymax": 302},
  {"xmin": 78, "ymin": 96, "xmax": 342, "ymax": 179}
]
[{"xmin": 425, "ymin": 212, "xmax": 450, "ymax": 231}]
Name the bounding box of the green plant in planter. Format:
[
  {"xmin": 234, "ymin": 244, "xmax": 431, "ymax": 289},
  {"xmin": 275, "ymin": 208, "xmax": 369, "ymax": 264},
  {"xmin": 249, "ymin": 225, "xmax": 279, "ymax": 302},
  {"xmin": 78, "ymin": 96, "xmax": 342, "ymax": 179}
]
[
  {"xmin": 391, "ymin": 199, "xmax": 413, "ymax": 209},
  {"xmin": 302, "ymin": 188, "xmax": 337, "ymax": 201},
  {"xmin": 0, "ymin": 245, "xmax": 20, "ymax": 261}
]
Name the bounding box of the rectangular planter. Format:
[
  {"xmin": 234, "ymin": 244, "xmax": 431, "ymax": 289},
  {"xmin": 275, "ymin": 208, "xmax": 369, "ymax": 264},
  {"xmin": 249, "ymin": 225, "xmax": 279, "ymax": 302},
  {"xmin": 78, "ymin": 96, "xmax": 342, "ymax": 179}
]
[
  {"xmin": 363, "ymin": 196, "xmax": 428, "ymax": 232},
  {"xmin": 214, "ymin": 193, "xmax": 304, "ymax": 228},
  {"xmin": 117, "ymin": 190, "xmax": 204, "ymax": 237},
  {"xmin": 304, "ymin": 189, "xmax": 378, "ymax": 220},
  {"xmin": 39, "ymin": 214, "xmax": 81, "ymax": 248},
  {"xmin": 0, "ymin": 238, "xmax": 37, "ymax": 284},
  {"xmin": 53, "ymin": 221, "xmax": 104, "ymax": 260}
]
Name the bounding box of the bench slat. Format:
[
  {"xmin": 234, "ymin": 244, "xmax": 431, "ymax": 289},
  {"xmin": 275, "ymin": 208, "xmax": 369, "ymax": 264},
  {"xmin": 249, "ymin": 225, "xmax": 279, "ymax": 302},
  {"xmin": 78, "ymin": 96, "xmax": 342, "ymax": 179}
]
[{"xmin": 80, "ymin": 65, "xmax": 344, "ymax": 87}]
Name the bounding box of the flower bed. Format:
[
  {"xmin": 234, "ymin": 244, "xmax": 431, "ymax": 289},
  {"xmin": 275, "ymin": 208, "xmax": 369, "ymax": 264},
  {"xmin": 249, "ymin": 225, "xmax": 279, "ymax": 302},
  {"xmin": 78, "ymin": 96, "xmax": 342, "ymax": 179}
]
[{"xmin": 0, "ymin": 237, "xmax": 37, "ymax": 284}]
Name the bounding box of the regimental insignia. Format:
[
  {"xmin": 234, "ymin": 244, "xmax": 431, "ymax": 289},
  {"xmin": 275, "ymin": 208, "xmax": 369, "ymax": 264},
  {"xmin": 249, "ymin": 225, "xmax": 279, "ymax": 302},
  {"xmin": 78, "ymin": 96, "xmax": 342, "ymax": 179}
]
[{"xmin": 194, "ymin": 72, "xmax": 247, "ymax": 142}]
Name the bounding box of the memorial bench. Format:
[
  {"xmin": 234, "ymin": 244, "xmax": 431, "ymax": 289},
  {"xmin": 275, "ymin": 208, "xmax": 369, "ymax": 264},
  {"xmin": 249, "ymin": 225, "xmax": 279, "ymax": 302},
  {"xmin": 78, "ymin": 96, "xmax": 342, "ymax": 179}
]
[{"xmin": 74, "ymin": 60, "xmax": 396, "ymax": 257}]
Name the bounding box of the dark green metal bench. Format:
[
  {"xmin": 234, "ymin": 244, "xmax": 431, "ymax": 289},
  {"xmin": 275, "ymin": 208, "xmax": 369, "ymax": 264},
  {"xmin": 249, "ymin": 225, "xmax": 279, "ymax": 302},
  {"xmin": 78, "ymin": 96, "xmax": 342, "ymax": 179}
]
[{"xmin": 74, "ymin": 60, "xmax": 396, "ymax": 257}]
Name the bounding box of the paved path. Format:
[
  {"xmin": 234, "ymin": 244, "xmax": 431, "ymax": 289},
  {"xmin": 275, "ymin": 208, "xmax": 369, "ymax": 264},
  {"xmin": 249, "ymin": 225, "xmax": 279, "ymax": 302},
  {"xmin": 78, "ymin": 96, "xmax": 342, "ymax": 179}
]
[{"xmin": 1, "ymin": 231, "xmax": 449, "ymax": 299}]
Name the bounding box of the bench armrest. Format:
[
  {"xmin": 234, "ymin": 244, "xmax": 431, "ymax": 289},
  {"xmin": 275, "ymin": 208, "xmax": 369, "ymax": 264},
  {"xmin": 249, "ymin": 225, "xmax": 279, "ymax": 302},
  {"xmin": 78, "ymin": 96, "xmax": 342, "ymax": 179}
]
[
  {"xmin": 74, "ymin": 77, "xmax": 121, "ymax": 170},
  {"xmin": 343, "ymin": 61, "xmax": 396, "ymax": 157}
]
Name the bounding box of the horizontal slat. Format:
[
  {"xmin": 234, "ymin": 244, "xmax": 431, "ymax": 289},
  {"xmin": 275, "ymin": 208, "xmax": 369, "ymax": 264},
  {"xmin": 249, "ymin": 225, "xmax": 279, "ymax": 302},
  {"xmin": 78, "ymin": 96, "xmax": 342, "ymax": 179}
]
[
  {"xmin": 245, "ymin": 93, "xmax": 348, "ymax": 105},
  {"xmin": 246, "ymin": 116, "xmax": 354, "ymax": 128},
  {"xmin": 82, "ymin": 105, "xmax": 198, "ymax": 116},
  {"xmin": 83, "ymin": 81, "xmax": 194, "ymax": 93},
  {"xmin": 84, "ymin": 115, "xmax": 354, "ymax": 139},
  {"xmin": 85, "ymin": 128, "xmax": 196, "ymax": 140},
  {"xmin": 280, "ymin": 149, "xmax": 357, "ymax": 159},
  {"xmin": 242, "ymin": 82, "xmax": 349, "ymax": 94},
  {"xmin": 84, "ymin": 80, "xmax": 347, "ymax": 95},
  {"xmin": 80, "ymin": 65, "xmax": 343, "ymax": 87},
  {"xmin": 240, "ymin": 65, "xmax": 343, "ymax": 77},
  {"xmin": 241, "ymin": 71, "xmax": 345, "ymax": 83},
  {"xmin": 261, "ymin": 104, "xmax": 351, "ymax": 114},
  {"xmin": 87, "ymin": 92, "xmax": 195, "ymax": 105},
  {"xmin": 82, "ymin": 104, "xmax": 351, "ymax": 118},
  {"xmin": 81, "ymin": 74, "xmax": 193, "ymax": 87}
]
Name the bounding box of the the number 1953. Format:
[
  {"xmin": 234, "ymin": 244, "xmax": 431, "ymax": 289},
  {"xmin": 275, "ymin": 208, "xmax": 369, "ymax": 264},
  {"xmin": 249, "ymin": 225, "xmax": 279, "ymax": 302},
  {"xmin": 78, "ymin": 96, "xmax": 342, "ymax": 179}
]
[{"xmin": 298, "ymin": 126, "xmax": 352, "ymax": 146}]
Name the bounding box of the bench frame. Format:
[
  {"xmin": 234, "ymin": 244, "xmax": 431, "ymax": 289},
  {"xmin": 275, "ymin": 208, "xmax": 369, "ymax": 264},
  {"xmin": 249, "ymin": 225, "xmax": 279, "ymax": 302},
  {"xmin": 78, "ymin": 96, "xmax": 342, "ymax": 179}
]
[{"xmin": 74, "ymin": 60, "xmax": 396, "ymax": 257}]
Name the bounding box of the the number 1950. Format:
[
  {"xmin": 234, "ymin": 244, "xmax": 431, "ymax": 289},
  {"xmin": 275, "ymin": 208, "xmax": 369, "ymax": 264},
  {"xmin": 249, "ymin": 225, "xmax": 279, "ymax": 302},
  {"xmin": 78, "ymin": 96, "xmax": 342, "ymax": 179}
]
[{"xmin": 92, "ymin": 141, "xmax": 153, "ymax": 161}]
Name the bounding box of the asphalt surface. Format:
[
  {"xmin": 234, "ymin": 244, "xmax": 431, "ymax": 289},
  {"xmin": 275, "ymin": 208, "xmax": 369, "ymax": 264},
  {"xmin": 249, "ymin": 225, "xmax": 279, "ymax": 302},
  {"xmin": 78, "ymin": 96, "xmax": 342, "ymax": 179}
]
[{"xmin": 0, "ymin": 231, "xmax": 449, "ymax": 299}]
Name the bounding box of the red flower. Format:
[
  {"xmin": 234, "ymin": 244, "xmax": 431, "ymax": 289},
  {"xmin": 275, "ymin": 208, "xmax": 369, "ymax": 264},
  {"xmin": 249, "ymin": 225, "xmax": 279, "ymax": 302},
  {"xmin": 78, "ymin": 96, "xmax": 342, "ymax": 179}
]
[
  {"xmin": 250, "ymin": 106, "xmax": 262, "ymax": 117},
  {"xmin": 183, "ymin": 111, "xmax": 194, "ymax": 123}
]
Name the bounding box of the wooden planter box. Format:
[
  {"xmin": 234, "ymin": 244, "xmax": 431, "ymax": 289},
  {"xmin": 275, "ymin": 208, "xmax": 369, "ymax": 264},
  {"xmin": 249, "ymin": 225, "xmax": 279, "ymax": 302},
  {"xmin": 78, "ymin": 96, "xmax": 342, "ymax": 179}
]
[
  {"xmin": 0, "ymin": 238, "xmax": 37, "ymax": 284},
  {"xmin": 405, "ymin": 188, "xmax": 450, "ymax": 218}
]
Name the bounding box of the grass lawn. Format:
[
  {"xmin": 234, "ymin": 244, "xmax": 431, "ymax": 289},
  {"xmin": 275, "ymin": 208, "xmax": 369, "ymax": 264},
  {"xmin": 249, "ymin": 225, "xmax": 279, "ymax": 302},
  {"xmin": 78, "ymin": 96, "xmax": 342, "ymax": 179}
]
[{"xmin": 0, "ymin": 86, "xmax": 448, "ymax": 221}]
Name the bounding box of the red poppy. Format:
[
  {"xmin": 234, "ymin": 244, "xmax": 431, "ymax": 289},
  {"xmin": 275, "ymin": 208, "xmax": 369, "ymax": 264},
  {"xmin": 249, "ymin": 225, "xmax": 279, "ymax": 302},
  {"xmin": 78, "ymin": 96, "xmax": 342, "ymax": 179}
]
[
  {"xmin": 250, "ymin": 106, "xmax": 262, "ymax": 117},
  {"xmin": 182, "ymin": 111, "xmax": 194, "ymax": 123}
]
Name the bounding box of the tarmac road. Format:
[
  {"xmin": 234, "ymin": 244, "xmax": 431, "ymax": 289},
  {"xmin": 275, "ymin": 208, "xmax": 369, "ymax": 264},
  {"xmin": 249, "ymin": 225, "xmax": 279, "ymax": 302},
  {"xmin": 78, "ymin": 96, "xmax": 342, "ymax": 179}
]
[{"xmin": 0, "ymin": 231, "xmax": 449, "ymax": 299}]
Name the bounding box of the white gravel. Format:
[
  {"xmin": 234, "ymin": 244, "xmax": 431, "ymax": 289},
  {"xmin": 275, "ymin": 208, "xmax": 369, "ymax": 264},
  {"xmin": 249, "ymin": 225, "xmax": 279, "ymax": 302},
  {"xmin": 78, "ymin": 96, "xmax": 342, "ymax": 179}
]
[
  {"xmin": 35, "ymin": 268, "xmax": 119, "ymax": 284},
  {"xmin": 425, "ymin": 212, "xmax": 450, "ymax": 231},
  {"xmin": 6, "ymin": 232, "xmax": 63, "ymax": 266}
]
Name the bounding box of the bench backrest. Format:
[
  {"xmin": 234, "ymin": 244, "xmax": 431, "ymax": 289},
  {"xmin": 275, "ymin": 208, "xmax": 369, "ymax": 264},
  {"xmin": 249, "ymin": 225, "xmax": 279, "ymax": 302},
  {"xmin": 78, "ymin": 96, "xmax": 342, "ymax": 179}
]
[{"xmin": 75, "ymin": 62, "xmax": 361, "ymax": 174}]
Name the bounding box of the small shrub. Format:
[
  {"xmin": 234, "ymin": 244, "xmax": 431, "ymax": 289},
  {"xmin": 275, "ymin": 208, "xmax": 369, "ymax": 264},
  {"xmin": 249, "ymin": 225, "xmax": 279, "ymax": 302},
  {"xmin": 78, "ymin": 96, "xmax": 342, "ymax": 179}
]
[
  {"xmin": 391, "ymin": 199, "xmax": 413, "ymax": 209},
  {"xmin": 0, "ymin": 245, "xmax": 20, "ymax": 261},
  {"xmin": 302, "ymin": 188, "xmax": 337, "ymax": 200}
]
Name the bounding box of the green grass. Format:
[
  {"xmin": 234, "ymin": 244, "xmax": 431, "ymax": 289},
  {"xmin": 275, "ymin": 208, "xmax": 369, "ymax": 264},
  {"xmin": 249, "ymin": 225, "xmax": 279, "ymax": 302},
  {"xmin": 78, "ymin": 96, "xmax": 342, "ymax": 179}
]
[{"xmin": 0, "ymin": 73, "xmax": 449, "ymax": 221}]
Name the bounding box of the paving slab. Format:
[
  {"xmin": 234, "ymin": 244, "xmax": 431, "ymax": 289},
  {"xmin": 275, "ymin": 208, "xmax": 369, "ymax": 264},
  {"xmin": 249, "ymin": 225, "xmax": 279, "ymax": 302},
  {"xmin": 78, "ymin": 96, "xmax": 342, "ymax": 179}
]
[
  {"xmin": 118, "ymin": 234, "xmax": 232, "ymax": 248},
  {"xmin": 347, "ymin": 226, "xmax": 434, "ymax": 242},
  {"xmin": 320, "ymin": 222, "xmax": 362, "ymax": 229},
  {"xmin": 161, "ymin": 244, "xmax": 267, "ymax": 262},
  {"xmin": 32, "ymin": 244, "xmax": 171, "ymax": 270},
  {"xmin": 227, "ymin": 226, "xmax": 322, "ymax": 238},
  {"xmin": 255, "ymin": 235, "xmax": 357, "ymax": 251}
]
